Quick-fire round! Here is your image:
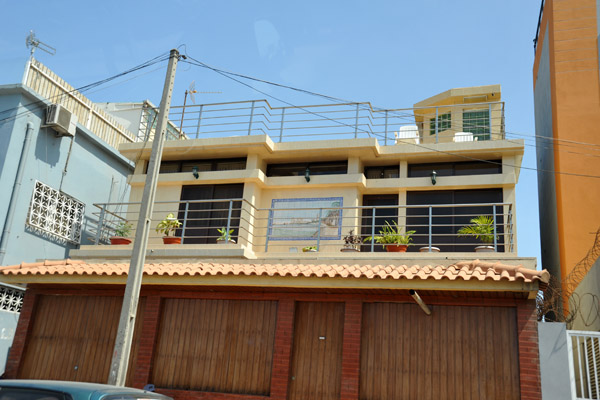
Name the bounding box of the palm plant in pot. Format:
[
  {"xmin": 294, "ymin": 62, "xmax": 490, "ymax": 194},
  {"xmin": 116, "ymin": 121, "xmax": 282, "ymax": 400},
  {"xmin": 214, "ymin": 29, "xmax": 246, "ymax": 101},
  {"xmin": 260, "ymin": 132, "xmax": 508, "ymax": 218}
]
[
  {"xmin": 365, "ymin": 221, "xmax": 415, "ymax": 252},
  {"xmin": 341, "ymin": 229, "xmax": 362, "ymax": 252},
  {"xmin": 457, "ymin": 215, "xmax": 496, "ymax": 252},
  {"xmin": 216, "ymin": 227, "xmax": 236, "ymax": 244},
  {"xmin": 110, "ymin": 221, "xmax": 133, "ymax": 245},
  {"xmin": 155, "ymin": 213, "xmax": 182, "ymax": 244}
]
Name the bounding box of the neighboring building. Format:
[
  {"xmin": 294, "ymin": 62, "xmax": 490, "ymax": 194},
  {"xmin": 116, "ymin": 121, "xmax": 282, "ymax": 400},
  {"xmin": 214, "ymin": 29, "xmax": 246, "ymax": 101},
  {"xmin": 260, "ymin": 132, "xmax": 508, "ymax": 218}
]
[
  {"xmin": 1, "ymin": 86, "xmax": 546, "ymax": 399},
  {"xmin": 0, "ymin": 58, "xmax": 135, "ymax": 266},
  {"xmin": 533, "ymin": 0, "xmax": 600, "ymax": 330}
]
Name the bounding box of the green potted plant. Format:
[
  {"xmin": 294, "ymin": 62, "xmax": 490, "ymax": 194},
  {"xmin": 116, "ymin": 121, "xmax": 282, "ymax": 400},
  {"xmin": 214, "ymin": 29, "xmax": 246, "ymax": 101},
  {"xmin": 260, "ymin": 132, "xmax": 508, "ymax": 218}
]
[
  {"xmin": 341, "ymin": 229, "xmax": 361, "ymax": 252},
  {"xmin": 110, "ymin": 221, "xmax": 133, "ymax": 245},
  {"xmin": 365, "ymin": 221, "xmax": 415, "ymax": 252},
  {"xmin": 155, "ymin": 213, "xmax": 182, "ymax": 244},
  {"xmin": 302, "ymin": 245, "xmax": 317, "ymax": 252},
  {"xmin": 457, "ymin": 215, "xmax": 496, "ymax": 252},
  {"xmin": 216, "ymin": 227, "xmax": 236, "ymax": 244}
]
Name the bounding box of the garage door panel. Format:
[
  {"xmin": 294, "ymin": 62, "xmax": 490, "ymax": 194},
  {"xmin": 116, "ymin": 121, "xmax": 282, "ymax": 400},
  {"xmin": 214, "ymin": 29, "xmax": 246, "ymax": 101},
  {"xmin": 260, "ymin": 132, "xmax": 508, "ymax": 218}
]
[{"xmin": 360, "ymin": 303, "xmax": 520, "ymax": 400}]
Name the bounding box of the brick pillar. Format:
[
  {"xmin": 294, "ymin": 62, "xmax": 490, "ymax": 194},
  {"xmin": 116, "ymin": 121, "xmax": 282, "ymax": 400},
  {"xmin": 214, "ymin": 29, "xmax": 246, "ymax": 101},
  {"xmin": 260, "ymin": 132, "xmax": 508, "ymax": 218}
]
[
  {"xmin": 4, "ymin": 290, "xmax": 36, "ymax": 378},
  {"xmin": 132, "ymin": 295, "xmax": 162, "ymax": 388},
  {"xmin": 517, "ymin": 301, "xmax": 542, "ymax": 400},
  {"xmin": 269, "ymin": 299, "xmax": 295, "ymax": 400},
  {"xmin": 340, "ymin": 300, "xmax": 362, "ymax": 400}
]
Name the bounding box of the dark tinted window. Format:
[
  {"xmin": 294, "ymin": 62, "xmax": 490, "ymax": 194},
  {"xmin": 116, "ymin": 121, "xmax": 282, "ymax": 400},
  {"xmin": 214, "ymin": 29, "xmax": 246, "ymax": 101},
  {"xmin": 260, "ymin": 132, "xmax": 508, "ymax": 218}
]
[
  {"xmin": 156, "ymin": 158, "xmax": 247, "ymax": 174},
  {"xmin": 0, "ymin": 388, "xmax": 67, "ymax": 400},
  {"xmin": 267, "ymin": 161, "xmax": 347, "ymax": 177},
  {"xmin": 408, "ymin": 160, "xmax": 501, "ymax": 177},
  {"xmin": 364, "ymin": 165, "xmax": 399, "ymax": 179}
]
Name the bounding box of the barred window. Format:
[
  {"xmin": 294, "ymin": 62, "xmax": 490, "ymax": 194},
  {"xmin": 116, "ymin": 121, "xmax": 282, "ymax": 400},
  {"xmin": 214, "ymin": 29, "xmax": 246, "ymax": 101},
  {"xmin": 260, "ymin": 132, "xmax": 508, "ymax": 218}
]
[
  {"xmin": 429, "ymin": 112, "xmax": 451, "ymax": 135},
  {"xmin": 0, "ymin": 284, "xmax": 24, "ymax": 313},
  {"xmin": 463, "ymin": 109, "xmax": 490, "ymax": 140},
  {"xmin": 27, "ymin": 181, "xmax": 85, "ymax": 244}
]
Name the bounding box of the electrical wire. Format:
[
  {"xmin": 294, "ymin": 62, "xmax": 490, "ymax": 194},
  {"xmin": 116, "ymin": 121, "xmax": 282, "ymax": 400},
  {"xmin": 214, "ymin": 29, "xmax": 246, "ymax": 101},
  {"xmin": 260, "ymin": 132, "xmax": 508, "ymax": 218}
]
[
  {"xmin": 184, "ymin": 55, "xmax": 600, "ymax": 151},
  {"xmin": 181, "ymin": 56, "xmax": 600, "ymax": 179},
  {"xmin": 0, "ymin": 52, "xmax": 172, "ymax": 125}
]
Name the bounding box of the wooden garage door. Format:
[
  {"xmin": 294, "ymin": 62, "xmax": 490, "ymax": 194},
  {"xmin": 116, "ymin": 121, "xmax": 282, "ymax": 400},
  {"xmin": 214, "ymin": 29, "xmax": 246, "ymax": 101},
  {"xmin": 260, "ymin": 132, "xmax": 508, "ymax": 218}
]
[
  {"xmin": 288, "ymin": 302, "xmax": 345, "ymax": 400},
  {"xmin": 18, "ymin": 294, "xmax": 144, "ymax": 385},
  {"xmin": 152, "ymin": 299, "xmax": 277, "ymax": 395},
  {"xmin": 360, "ymin": 303, "xmax": 520, "ymax": 400}
]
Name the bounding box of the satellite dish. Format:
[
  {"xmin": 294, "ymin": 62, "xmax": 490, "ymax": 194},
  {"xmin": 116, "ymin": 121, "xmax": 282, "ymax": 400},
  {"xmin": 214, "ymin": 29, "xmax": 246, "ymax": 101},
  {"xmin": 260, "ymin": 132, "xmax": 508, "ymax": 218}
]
[{"xmin": 25, "ymin": 30, "xmax": 56, "ymax": 56}]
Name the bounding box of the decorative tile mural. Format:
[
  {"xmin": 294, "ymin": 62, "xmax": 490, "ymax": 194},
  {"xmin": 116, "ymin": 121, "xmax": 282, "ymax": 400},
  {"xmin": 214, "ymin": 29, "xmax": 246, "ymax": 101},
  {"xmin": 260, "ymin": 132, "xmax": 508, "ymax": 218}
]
[{"xmin": 268, "ymin": 197, "xmax": 343, "ymax": 240}]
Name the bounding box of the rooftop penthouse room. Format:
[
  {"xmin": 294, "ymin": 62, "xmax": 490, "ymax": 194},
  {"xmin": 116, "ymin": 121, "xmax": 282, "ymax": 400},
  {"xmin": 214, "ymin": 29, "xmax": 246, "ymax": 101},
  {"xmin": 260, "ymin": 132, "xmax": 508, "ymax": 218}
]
[{"xmin": 72, "ymin": 84, "xmax": 527, "ymax": 264}]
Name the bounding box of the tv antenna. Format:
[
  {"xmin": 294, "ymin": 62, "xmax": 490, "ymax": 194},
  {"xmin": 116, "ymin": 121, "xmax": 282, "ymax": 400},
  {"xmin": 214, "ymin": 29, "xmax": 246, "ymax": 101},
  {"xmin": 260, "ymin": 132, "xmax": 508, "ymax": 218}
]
[{"xmin": 25, "ymin": 30, "xmax": 56, "ymax": 57}]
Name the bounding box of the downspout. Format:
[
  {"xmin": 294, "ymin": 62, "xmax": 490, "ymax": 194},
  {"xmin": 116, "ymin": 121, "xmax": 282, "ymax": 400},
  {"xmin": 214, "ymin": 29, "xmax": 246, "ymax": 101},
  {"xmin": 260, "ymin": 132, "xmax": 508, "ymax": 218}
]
[{"xmin": 0, "ymin": 122, "xmax": 34, "ymax": 265}]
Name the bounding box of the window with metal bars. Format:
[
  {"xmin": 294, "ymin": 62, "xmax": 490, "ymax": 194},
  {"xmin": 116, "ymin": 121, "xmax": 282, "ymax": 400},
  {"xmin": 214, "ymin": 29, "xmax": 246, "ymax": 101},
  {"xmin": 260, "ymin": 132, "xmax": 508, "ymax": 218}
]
[
  {"xmin": 429, "ymin": 113, "xmax": 451, "ymax": 135},
  {"xmin": 463, "ymin": 110, "xmax": 490, "ymax": 140}
]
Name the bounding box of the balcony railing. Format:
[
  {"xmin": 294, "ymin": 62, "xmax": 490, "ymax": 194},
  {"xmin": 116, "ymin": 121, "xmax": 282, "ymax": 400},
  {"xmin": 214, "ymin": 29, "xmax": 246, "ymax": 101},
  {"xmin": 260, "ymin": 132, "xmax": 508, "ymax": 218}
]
[
  {"xmin": 161, "ymin": 100, "xmax": 505, "ymax": 146},
  {"xmin": 89, "ymin": 199, "xmax": 514, "ymax": 253}
]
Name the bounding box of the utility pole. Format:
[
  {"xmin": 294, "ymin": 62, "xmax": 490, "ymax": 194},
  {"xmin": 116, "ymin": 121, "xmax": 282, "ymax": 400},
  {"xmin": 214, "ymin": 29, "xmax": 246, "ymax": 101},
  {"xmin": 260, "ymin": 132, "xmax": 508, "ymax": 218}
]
[{"xmin": 108, "ymin": 48, "xmax": 179, "ymax": 386}]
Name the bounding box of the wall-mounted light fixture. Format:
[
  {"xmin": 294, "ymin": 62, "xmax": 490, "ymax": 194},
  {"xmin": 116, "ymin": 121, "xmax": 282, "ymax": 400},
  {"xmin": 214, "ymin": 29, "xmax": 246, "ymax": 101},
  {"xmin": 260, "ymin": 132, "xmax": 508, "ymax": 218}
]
[
  {"xmin": 192, "ymin": 166, "xmax": 199, "ymax": 179},
  {"xmin": 305, "ymin": 166, "xmax": 310, "ymax": 182},
  {"xmin": 430, "ymin": 170, "xmax": 437, "ymax": 185}
]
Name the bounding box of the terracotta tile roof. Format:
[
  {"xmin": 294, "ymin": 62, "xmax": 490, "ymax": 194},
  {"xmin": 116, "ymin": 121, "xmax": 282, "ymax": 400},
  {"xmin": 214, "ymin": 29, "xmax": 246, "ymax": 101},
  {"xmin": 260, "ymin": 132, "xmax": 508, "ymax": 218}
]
[{"xmin": 0, "ymin": 259, "xmax": 550, "ymax": 284}]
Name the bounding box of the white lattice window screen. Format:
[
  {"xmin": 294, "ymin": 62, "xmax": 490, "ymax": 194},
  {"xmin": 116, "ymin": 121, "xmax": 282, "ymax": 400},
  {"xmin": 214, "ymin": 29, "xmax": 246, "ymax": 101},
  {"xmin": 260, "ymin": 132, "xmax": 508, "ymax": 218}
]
[
  {"xmin": 0, "ymin": 285, "xmax": 24, "ymax": 313},
  {"xmin": 27, "ymin": 181, "xmax": 85, "ymax": 244}
]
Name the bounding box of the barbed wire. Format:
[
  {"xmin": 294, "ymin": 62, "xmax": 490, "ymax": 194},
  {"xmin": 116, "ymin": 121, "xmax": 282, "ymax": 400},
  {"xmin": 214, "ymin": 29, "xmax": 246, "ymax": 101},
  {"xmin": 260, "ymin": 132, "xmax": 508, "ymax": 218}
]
[{"xmin": 537, "ymin": 227, "xmax": 600, "ymax": 328}]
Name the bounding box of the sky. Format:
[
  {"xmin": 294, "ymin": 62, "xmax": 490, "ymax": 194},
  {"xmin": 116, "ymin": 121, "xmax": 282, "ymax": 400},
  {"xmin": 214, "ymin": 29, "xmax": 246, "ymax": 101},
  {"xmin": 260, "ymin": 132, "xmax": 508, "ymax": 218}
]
[{"xmin": 0, "ymin": 0, "xmax": 543, "ymax": 264}]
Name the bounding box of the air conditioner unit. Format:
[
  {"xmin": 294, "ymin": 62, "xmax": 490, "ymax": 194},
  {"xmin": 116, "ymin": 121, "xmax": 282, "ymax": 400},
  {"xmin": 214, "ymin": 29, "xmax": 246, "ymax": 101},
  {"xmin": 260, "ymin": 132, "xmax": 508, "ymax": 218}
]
[{"xmin": 45, "ymin": 104, "xmax": 77, "ymax": 137}]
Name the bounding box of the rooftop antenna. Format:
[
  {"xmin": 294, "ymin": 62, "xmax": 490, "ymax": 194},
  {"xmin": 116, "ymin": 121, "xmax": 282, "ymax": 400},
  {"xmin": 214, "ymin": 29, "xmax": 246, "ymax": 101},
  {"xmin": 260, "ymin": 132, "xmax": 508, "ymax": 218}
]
[
  {"xmin": 25, "ymin": 30, "xmax": 56, "ymax": 57},
  {"xmin": 179, "ymin": 81, "xmax": 198, "ymax": 138}
]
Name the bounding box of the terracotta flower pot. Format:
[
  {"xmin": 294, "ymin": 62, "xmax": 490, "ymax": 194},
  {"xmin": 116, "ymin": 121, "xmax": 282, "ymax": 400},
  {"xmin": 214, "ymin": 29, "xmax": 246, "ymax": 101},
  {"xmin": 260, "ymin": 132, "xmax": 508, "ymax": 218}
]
[
  {"xmin": 386, "ymin": 244, "xmax": 408, "ymax": 252},
  {"xmin": 162, "ymin": 236, "xmax": 182, "ymax": 244},
  {"xmin": 110, "ymin": 237, "xmax": 131, "ymax": 245}
]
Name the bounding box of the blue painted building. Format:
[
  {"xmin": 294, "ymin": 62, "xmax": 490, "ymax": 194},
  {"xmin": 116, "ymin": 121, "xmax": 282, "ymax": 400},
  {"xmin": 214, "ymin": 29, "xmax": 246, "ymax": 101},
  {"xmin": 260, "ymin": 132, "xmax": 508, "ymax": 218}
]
[{"xmin": 0, "ymin": 59, "xmax": 134, "ymax": 266}]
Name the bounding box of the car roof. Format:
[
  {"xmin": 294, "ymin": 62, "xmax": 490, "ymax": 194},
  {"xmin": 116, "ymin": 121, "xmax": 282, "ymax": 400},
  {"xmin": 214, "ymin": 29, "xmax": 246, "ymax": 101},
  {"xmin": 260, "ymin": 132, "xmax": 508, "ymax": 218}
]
[{"xmin": 0, "ymin": 380, "xmax": 170, "ymax": 400}]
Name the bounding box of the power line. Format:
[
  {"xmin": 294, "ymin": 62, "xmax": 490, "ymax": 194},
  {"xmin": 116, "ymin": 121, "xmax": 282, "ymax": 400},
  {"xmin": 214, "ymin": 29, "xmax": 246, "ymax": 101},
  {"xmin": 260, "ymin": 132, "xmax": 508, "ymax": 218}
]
[
  {"xmin": 184, "ymin": 55, "xmax": 600, "ymax": 151},
  {"xmin": 0, "ymin": 52, "xmax": 171, "ymax": 125},
  {"xmin": 182, "ymin": 56, "xmax": 600, "ymax": 179}
]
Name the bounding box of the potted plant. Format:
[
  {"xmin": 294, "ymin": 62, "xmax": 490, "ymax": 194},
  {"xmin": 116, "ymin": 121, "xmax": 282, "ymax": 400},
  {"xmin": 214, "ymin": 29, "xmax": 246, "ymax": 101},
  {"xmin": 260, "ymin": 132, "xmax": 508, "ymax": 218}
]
[
  {"xmin": 110, "ymin": 221, "xmax": 133, "ymax": 245},
  {"xmin": 365, "ymin": 221, "xmax": 415, "ymax": 252},
  {"xmin": 457, "ymin": 215, "xmax": 496, "ymax": 252},
  {"xmin": 155, "ymin": 213, "xmax": 182, "ymax": 244},
  {"xmin": 302, "ymin": 245, "xmax": 317, "ymax": 252},
  {"xmin": 216, "ymin": 227, "xmax": 236, "ymax": 244},
  {"xmin": 341, "ymin": 229, "xmax": 361, "ymax": 252}
]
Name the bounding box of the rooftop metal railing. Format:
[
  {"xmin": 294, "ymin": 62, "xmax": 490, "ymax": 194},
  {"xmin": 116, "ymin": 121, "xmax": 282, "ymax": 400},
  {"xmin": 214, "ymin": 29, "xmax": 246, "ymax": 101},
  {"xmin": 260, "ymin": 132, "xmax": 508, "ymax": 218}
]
[
  {"xmin": 159, "ymin": 100, "xmax": 505, "ymax": 146},
  {"xmin": 90, "ymin": 199, "xmax": 514, "ymax": 253}
]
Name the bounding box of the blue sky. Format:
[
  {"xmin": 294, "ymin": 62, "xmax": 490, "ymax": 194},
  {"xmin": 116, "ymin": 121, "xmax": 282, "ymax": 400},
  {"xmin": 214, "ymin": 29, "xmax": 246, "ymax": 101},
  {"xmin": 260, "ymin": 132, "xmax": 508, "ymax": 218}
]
[{"xmin": 0, "ymin": 0, "xmax": 543, "ymax": 263}]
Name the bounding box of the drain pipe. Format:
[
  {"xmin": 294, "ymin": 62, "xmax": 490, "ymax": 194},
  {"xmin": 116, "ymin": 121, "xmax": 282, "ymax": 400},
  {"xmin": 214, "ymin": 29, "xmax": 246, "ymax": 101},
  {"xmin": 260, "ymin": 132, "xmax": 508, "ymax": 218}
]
[
  {"xmin": 0, "ymin": 122, "xmax": 34, "ymax": 265},
  {"xmin": 409, "ymin": 289, "xmax": 432, "ymax": 316}
]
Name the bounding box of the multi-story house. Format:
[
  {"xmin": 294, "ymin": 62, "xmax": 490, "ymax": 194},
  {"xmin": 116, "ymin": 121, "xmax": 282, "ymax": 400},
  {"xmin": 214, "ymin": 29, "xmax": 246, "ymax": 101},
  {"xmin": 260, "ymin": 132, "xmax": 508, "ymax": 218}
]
[{"xmin": 1, "ymin": 85, "xmax": 547, "ymax": 399}]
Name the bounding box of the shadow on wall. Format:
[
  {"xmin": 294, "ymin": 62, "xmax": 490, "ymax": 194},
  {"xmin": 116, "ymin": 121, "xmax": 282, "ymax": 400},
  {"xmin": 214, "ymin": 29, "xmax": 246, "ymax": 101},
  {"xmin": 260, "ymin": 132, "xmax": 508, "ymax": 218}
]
[{"xmin": 34, "ymin": 127, "xmax": 62, "ymax": 166}]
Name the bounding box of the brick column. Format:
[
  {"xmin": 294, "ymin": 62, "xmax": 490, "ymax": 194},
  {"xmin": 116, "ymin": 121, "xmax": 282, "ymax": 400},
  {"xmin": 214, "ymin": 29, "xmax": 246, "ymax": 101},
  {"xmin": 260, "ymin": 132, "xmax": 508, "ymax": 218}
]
[
  {"xmin": 340, "ymin": 300, "xmax": 362, "ymax": 400},
  {"xmin": 4, "ymin": 290, "xmax": 36, "ymax": 378},
  {"xmin": 269, "ymin": 299, "xmax": 294, "ymax": 400},
  {"xmin": 517, "ymin": 301, "xmax": 542, "ymax": 400},
  {"xmin": 132, "ymin": 295, "xmax": 162, "ymax": 388}
]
